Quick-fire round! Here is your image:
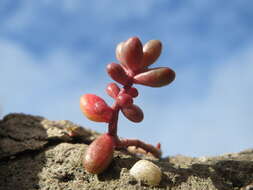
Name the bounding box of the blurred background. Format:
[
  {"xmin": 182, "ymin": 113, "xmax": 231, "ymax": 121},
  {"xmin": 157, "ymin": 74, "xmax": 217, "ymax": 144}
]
[{"xmin": 0, "ymin": 0, "xmax": 252, "ymax": 157}]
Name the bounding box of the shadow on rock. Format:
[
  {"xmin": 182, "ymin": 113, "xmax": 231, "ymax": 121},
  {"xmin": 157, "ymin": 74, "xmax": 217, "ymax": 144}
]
[
  {"xmin": 164, "ymin": 158, "xmax": 253, "ymax": 190},
  {"xmin": 97, "ymin": 152, "xmax": 139, "ymax": 181},
  {"xmin": 0, "ymin": 113, "xmax": 48, "ymax": 190}
]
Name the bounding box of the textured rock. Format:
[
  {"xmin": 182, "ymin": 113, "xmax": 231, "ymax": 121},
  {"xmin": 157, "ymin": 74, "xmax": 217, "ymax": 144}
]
[
  {"xmin": 0, "ymin": 113, "xmax": 253, "ymax": 190},
  {"xmin": 0, "ymin": 113, "xmax": 97, "ymax": 160}
]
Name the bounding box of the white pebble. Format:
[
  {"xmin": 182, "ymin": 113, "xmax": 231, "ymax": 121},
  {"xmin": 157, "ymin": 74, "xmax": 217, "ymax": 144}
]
[{"xmin": 130, "ymin": 160, "xmax": 161, "ymax": 186}]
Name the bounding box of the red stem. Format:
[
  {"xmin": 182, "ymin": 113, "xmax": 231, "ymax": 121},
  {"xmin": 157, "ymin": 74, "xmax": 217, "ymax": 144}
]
[
  {"xmin": 107, "ymin": 83, "xmax": 161, "ymax": 158},
  {"xmin": 108, "ymin": 103, "xmax": 120, "ymax": 136},
  {"xmin": 117, "ymin": 138, "xmax": 161, "ymax": 158},
  {"xmin": 108, "ymin": 85, "xmax": 130, "ymax": 136}
]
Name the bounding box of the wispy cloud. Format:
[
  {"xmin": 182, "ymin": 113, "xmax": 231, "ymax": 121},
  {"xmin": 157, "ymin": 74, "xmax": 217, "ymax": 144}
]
[
  {"xmin": 148, "ymin": 45, "xmax": 253, "ymax": 156},
  {"xmin": 0, "ymin": 38, "xmax": 107, "ymax": 126},
  {"xmin": 0, "ymin": 0, "xmax": 252, "ymax": 156}
]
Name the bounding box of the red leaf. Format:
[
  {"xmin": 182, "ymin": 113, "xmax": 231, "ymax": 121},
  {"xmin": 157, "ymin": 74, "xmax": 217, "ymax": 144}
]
[
  {"xmin": 106, "ymin": 82, "xmax": 120, "ymax": 99},
  {"xmin": 106, "ymin": 63, "xmax": 131, "ymax": 85},
  {"xmin": 83, "ymin": 133, "xmax": 115, "ymax": 174},
  {"xmin": 121, "ymin": 104, "xmax": 144, "ymax": 123},
  {"xmin": 133, "ymin": 67, "xmax": 175, "ymax": 87},
  {"xmin": 141, "ymin": 40, "xmax": 162, "ymax": 67},
  {"xmin": 116, "ymin": 93, "xmax": 133, "ymax": 107},
  {"xmin": 80, "ymin": 94, "xmax": 113, "ymax": 123},
  {"xmin": 119, "ymin": 37, "xmax": 143, "ymax": 74}
]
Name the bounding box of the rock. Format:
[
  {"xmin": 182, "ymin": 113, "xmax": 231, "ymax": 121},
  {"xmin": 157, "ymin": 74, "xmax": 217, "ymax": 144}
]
[
  {"xmin": 0, "ymin": 113, "xmax": 97, "ymax": 160},
  {"xmin": 0, "ymin": 113, "xmax": 253, "ymax": 190},
  {"xmin": 130, "ymin": 159, "xmax": 162, "ymax": 186}
]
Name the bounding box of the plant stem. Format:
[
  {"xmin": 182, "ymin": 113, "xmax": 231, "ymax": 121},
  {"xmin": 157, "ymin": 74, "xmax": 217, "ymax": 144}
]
[
  {"xmin": 108, "ymin": 103, "xmax": 120, "ymax": 136},
  {"xmin": 108, "ymin": 84, "xmax": 131, "ymax": 136},
  {"xmin": 117, "ymin": 138, "xmax": 161, "ymax": 158},
  {"xmin": 107, "ymin": 83, "xmax": 161, "ymax": 158}
]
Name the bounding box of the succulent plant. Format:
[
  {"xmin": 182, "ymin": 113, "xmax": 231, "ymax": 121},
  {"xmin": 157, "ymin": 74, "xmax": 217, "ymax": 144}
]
[{"xmin": 80, "ymin": 37, "xmax": 175, "ymax": 174}]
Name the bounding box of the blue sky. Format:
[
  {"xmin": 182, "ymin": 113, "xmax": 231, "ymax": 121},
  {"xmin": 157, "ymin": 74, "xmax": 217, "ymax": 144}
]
[{"xmin": 1, "ymin": 0, "xmax": 253, "ymax": 157}]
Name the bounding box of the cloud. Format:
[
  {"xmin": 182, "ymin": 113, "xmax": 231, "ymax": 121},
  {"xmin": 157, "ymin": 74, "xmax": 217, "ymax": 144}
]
[
  {"xmin": 155, "ymin": 45, "xmax": 253, "ymax": 156},
  {"xmin": 1, "ymin": 0, "xmax": 253, "ymax": 157},
  {"xmin": 0, "ymin": 38, "xmax": 108, "ymax": 128}
]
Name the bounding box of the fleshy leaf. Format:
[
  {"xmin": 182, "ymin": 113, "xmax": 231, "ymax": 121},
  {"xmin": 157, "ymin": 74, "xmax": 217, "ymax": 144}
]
[
  {"xmin": 116, "ymin": 93, "xmax": 133, "ymax": 107},
  {"xmin": 141, "ymin": 40, "xmax": 162, "ymax": 67},
  {"xmin": 121, "ymin": 104, "xmax": 144, "ymax": 123},
  {"xmin": 106, "ymin": 63, "xmax": 131, "ymax": 85},
  {"xmin": 125, "ymin": 87, "xmax": 138, "ymax": 98},
  {"xmin": 80, "ymin": 94, "xmax": 113, "ymax": 123},
  {"xmin": 83, "ymin": 133, "xmax": 115, "ymax": 174},
  {"xmin": 116, "ymin": 41, "xmax": 124, "ymax": 62},
  {"xmin": 119, "ymin": 37, "xmax": 143, "ymax": 74},
  {"xmin": 133, "ymin": 67, "xmax": 175, "ymax": 87},
  {"xmin": 106, "ymin": 82, "xmax": 120, "ymax": 99}
]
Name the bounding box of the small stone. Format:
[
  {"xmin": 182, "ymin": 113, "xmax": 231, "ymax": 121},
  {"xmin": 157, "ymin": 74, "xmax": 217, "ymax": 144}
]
[
  {"xmin": 129, "ymin": 160, "xmax": 161, "ymax": 186},
  {"xmin": 198, "ymin": 156, "xmax": 207, "ymax": 162}
]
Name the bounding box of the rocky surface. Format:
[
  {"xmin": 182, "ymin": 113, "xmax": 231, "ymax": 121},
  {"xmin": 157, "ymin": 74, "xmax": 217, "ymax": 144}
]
[{"xmin": 0, "ymin": 113, "xmax": 253, "ymax": 190}]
